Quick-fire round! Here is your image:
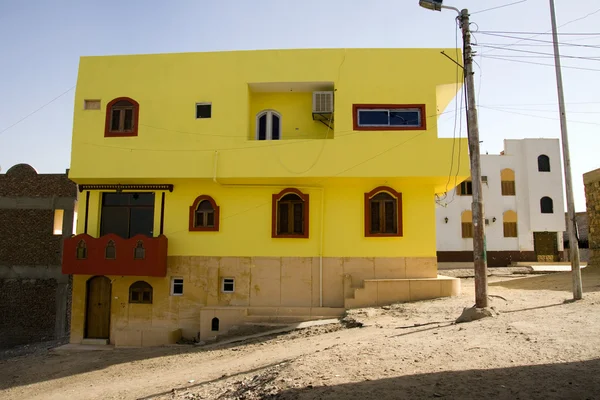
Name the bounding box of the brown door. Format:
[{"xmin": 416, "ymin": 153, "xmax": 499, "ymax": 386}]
[
  {"xmin": 534, "ymin": 232, "xmax": 559, "ymax": 262},
  {"xmin": 86, "ymin": 276, "xmax": 111, "ymax": 339}
]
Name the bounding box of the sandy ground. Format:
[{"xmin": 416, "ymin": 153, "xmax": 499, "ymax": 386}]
[{"xmin": 2, "ymin": 267, "xmax": 600, "ymax": 400}]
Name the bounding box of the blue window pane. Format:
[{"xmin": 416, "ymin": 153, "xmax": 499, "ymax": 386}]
[
  {"xmin": 390, "ymin": 110, "xmax": 421, "ymax": 126},
  {"xmin": 358, "ymin": 110, "xmax": 389, "ymax": 126}
]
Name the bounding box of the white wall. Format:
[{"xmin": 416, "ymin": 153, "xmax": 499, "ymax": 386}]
[{"xmin": 436, "ymin": 138, "xmax": 565, "ymax": 252}]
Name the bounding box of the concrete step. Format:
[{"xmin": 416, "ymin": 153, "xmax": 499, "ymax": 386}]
[{"xmin": 81, "ymin": 338, "xmax": 109, "ymax": 345}]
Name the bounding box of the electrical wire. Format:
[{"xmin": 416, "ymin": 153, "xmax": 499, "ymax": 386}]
[
  {"xmin": 438, "ymin": 17, "xmax": 462, "ymax": 203},
  {"xmin": 477, "ymin": 31, "xmax": 600, "ymax": 36},
  {"xmin": 0, "ymin": 86, "xmax": 75, "ymax": 135},
  {"xmin": 478, "ymin": 54, "xmax": 600, "ymax": 71},
  {"xmin": 476, "ymin": 32, "xmax": 600, "ymax": 49},
  {"xmin": 475, "ymin": 44, "xmax": 600, "ymax": 61},
  {"xmin": 472, "ymin": 0, "xmax": 527, "ymax": 15},
  {"xmin": 480, "ymin": 105, "xmax": 600, "ymax": 125}
]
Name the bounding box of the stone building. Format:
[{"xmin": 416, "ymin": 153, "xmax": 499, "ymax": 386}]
[
  {"xmin": 584, "ymin": 168, "xmax": 600, "ymax": 267},
  {"xmin": 0, "ymin": 164, "xmax": 77, "ymax": 348}
]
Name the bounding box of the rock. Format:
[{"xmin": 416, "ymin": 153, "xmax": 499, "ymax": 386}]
[{"xmin": 455, "ymin": 307, "xmax": 495, "ymax": 323}]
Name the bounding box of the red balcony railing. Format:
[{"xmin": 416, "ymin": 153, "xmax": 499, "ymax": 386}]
[{"xmin": 62, "ymin": 234, "xmax": 168, "ymax": 277}]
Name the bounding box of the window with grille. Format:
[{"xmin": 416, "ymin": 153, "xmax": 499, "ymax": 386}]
[
  {"xmin": 129, "ymin": 281, "xmax": 153, "ymax": 304},
  {"xmin": 105, "ymin": 240, "xmax": 116, "ymax": 259},
  {"xmin": 272, "ymin": 189, "xmax": 309, "ymax": 238}
]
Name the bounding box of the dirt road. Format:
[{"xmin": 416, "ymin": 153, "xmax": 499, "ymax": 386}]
[{"xmin": 2, "ymin": 267, "xmax": 600, "ymax": 399}]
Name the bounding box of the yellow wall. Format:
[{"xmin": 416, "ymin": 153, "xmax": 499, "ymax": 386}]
[
  {"xmin": 69, "ymin": 48, "xmax": 469, "ymax": 186},
  {"xmin": 249, "ymin": 92, "xmax": 331, "ymax": 140},
  {"xmin": 78, "ymin": 178, "xmax": 437, "ymax": 257}
]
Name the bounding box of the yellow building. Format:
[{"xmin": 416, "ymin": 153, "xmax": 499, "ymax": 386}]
[{"xmin": 63, "ymin": 48, "xmax": 469, "ymax": 347}]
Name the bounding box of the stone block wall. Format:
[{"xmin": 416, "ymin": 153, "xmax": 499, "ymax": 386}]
[
  {"xmin": 0, "ymin": 164, "xmax": 76, "ymax": 349},
  {"xmin": 584, "ymin": 168, "xmax": 600, "ymax": 267}
]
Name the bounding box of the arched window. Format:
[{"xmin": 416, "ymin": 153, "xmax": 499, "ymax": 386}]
[
  {"xmin": 272, "ymin": 188, "xmax": 309, "ymax": 238},
  {"xmin": 189, "ymin": 195, "xmax": 219, "ymax": 231},
  {"xmin": 541, "ymin": 197, "xmax": 554, "ymax": 214},
  {"xmin": 129, "ymin": 281, "xmax": 153, "ymax": 304},
  {"xmin": 211, "ymin": 317, "xmax": 220, "ymax": 331},
  {"xmin": 501, "ymin": 168, "xmax": 516, "ymax": 196},
  {"xmin": 538, "ymin": 155, "xmax": 550, "ymax": 172},
  {"xmin": 364, "ymin": 186, "xmax": 403, "ymax": 237},
  {"xmin": 134, "ymin": 240, "xmax": 145, "ymax": 259},
  {"xmin": 76, "ymin": 240, "xmax": 87, "ymax": 259},
  {"xmin": 256, "ymin": 110, "xmax": 281, "ymax": 140},
  {"xmin": 503, "ymin": 210, "xmax": 518, "ymax": 238},
  {"xmin": 105, "ymin": 97, "xmax": 139, "ymax": 137},
  {"xmin": 105, "ymin": 240, "xmax": 116, "ymax": 259},
  {"xmin": 461, "ymin": 211, "xmax": 473, "ymax": 238}
]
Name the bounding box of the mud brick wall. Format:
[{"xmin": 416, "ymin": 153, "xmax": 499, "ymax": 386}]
[
  {"xmin": 0, "ymin": 209, "xmax": 62, "ymax": 265},
  {"xmin": 0, "ymin": 164, "xmax": 77, "ymax": 348},
  {"xmin": 584, "ymin": 168, "xmax": 600, "ymax": 267},
  {"xmin": 0, "ymin": 279, "xmax": 58, "ymax": 347}
]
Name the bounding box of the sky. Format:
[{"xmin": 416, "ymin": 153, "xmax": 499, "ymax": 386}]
[{"xmin": 0, "ymin": 0, "xmax": 598, "ymax": 211}]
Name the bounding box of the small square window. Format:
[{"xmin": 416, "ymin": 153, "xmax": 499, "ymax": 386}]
[
  {"xmin": 171, "ymin": 277, "xmax": 184, "ymax": 296},
  {"xmin": 222, "ymin": 278, "xmax": 235, "ymax": 293},
  {"xmin": 84, "ymin": 100, "xmax": 101, "ymax": 110},
  {"xmin": 196, "ymin": 103, "xmax": 212, "ymax": 119}
]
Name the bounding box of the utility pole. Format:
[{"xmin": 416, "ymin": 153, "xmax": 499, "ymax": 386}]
[
  {"xmin": 460, "ymin": 9, "xmax": 489, "ymax": 309},
  {"xmin": 549, "ymin": 0, "xmax": 583, "ymax": 300},
  {"xmin": 419, "ymin": 1, "xmax": 489, "ymax": 309}
]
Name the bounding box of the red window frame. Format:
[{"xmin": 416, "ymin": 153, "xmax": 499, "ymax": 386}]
[
  {"xmin": 364, "ymin": 186, "xmax": 403, "ymax": 237},
  {"xmin": 189, "ymin": 195, "xmax": 220, "ymax": 232},
  {"xmin": 271, "ymin": 188, "xmax": 309, "ymax": 238},
  {"xmin": 104, "ymin": 97, "xmax": 140, "ymax": 137},
  {"xmin": 353, "ymin": 104, "xmax": 426, "ymax": 131}
]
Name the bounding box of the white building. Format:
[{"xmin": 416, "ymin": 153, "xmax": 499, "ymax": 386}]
[{"xmin": 436, "ymin": 139, "xmax": 566, "ymax": 267}]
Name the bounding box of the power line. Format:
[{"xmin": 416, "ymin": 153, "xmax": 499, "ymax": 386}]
[
  {"xmin": 476, "ymin": 32, "xmax": 600, "ymax": 49},
  {"xmin": 485, "ymin": 106, "xmax": 600, "ymax": 114},
  {"xmin": 477, "ymin": 6, "xmax": 600, "ymax": 56},
  {"xmin": 475, "ymin": 44, "xmax": 600, "ymax": 61},
  {"xmin": 472, "ymin": 0, "xmax": 527, "ymax": 15},
  {"xmin": 478, "ymin": 54, "xmax": 600, "ymax": 71},
  {"xmin": 477, "ymin": 30, "xmax": 600, "ymax": 36},
  {"xmin": 0, "ymin": 86, "xmax": 75, "ymax": 135},
  {"xmin": 480, "ymin": 105, "xmax": 600, "ymax": 125}
]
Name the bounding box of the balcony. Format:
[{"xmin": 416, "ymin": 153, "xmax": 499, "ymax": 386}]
[{"xmin": 62, "ymin": 234, "xmax": 168, "ymax": 277}]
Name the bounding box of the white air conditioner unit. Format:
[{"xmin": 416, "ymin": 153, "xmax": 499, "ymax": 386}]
[{"xmin": 313, "ymin": 91, "xmax": 334, "ymax": 113}]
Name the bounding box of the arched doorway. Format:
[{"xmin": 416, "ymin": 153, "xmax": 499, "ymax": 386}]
[{"xmin": 86, "ymin": 276, "xmax": 111, "ymax": 339}]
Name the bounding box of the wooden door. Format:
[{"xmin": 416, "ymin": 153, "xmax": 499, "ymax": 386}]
[
  {"xmin": 86, "ymin": 276, "xmax": 111, "ymax": 339},
  {"xmin": 534, "ymin": 232, "xmax": 559, "ymax": 262}
]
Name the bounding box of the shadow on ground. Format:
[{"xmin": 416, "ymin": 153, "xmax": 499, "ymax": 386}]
[
  {"xmin": 262, "ymin": 358, "xmax": 600, "ymax": 400},
  {"xmin": 0, "ymin": 324, "xmax": 343, "ymax": 391},
  {"xmin": 490, "ymin": 265, "xmax": 600, "ymax": 293}
]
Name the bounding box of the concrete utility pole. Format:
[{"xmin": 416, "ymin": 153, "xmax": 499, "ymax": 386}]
[
  {"xmin": 419, "ymin": 1, "xmax": 489, "ymax": 309},
  {"xmin": 549, "ymin": 0, "xmax": 583, "ymax": 300},
  {"xmin": 459, "ymin": 9, "xmax": 489, "ymax": 309}
]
